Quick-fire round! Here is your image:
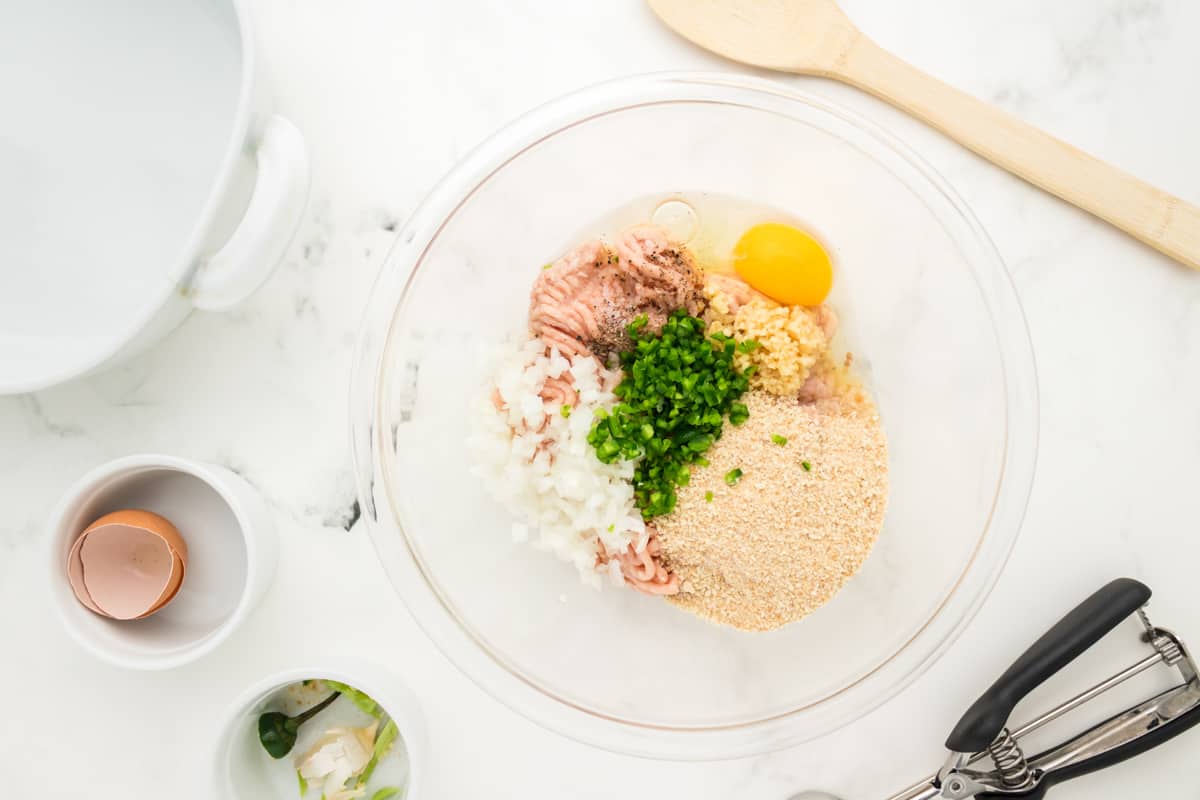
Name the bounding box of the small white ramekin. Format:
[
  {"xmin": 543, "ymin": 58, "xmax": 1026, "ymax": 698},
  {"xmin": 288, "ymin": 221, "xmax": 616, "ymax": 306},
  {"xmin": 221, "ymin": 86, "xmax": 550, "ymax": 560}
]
[
  {"xmin": 211, "ymin": 661, "xmax": 426, "ymax": 798},
  {"xmin": 46, "ymin": 453, "xmax": 278, "ymax": 670}
]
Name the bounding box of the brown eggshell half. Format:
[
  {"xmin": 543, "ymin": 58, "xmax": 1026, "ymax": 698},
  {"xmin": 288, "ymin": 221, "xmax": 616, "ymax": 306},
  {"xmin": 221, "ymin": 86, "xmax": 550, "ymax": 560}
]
[
  {"xmin": 75, "ymin": 509, "xmax": 189, "ymax": 620},
  {"xmin": 81, "ymin": 526, "xmax": 174, "ymax": 620}
]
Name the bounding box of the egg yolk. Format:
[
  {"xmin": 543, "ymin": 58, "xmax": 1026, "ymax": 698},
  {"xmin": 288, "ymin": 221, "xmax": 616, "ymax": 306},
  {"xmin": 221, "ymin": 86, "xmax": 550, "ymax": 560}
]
[{"xmin": 732, "ymin": 222, "xmax": 833, "ymax": 306}]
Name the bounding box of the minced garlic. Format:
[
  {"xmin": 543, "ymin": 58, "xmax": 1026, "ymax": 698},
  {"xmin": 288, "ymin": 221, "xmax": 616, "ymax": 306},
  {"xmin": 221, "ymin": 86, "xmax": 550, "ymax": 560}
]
[
  {"xmin": 296, "ymin": 722, "xmax": 378, "ymax": 799},
  {"xmin": 703, "ymin": 277, "xmax": 838, "ymax": 397}
]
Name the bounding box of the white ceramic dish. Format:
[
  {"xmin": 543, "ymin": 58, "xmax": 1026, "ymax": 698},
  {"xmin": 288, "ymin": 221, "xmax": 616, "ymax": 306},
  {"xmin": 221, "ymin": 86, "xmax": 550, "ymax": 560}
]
[
  {"xmin": 47, "ymin": 454, "xmax": 278, "ymax": 670},
  {"xmin": 0, "ymin": 0, "xmax": 309, "ymax": 394},
  {"xmin": 212, "ymin": 661, "xmax": 426, "ymax": 799}
]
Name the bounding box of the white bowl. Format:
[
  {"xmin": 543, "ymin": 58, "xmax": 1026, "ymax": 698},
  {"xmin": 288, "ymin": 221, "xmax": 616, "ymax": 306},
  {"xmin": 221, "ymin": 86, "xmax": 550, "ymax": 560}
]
[
  {"xmin": 46, "ymin": 454, "xmax": 278, "ymax": 669},
  {"xmin": 0, "ymin": 0, "xmax": 309, "ymax": 394},
  {"xmin": 212, "ymin": 662, "xmax": 426, "ymax": 799}
]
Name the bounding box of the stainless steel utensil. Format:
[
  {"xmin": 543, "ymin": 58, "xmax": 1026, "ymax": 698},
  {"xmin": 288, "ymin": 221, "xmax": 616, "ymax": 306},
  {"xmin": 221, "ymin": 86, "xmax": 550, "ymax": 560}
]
[{"xmin": 793, "ymin": 578, "xmax": 1200, "ymax": 800}]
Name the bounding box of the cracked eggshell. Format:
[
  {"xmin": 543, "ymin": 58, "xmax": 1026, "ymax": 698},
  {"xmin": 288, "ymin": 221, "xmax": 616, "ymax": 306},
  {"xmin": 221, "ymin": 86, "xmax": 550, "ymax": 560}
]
[{"xmin": 68, "ymin": 509, "xmax": 189, "ymax": 620}]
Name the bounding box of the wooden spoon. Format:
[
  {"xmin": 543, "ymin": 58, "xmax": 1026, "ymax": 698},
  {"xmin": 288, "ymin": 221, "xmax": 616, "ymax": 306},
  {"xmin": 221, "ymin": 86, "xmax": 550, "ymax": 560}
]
[{"xmin": 649, "ymin": 0, "xmax": 1200, "ymax": 271}]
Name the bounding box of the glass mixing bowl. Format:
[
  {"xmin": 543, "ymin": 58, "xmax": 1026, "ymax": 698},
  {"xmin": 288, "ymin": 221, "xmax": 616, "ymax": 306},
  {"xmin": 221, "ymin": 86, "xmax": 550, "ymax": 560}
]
[{"xmin": 351, "ymin": 73, "xmax": 1038, "ymax": 759}]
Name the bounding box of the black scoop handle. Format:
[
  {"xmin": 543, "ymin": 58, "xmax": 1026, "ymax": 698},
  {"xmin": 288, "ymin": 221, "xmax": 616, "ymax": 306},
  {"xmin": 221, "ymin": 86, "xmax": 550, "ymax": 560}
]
[{"xmin": 945, "ymin": 577, "xmax": 1152, "ymax": 753}]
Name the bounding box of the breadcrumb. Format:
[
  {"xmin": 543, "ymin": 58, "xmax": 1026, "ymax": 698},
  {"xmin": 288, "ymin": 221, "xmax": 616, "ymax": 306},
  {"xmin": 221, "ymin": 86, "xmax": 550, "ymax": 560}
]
[{"xmin": 656, "ymin": 391, "xmax": 888, "ymax": 631}]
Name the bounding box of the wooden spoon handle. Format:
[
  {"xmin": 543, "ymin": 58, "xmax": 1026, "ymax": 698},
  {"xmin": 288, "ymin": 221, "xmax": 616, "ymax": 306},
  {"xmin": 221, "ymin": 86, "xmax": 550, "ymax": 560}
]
[{"xmin": 834, "ymin": 33, "xmax": 1200, "ymax": 271}]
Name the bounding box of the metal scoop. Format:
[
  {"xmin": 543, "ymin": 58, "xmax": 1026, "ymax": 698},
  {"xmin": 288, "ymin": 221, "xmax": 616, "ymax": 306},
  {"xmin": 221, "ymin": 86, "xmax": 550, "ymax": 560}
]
[{"xmin": 789, "ymin": 578, "xmax": 1200, "ymax": 800}]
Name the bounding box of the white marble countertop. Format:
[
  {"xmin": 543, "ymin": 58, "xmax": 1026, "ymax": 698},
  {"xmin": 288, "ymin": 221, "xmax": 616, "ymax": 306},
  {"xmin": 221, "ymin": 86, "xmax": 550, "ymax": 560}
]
[{"xmin": 4, "ymin": 0, "xmax": 1200, "ymax": 797}]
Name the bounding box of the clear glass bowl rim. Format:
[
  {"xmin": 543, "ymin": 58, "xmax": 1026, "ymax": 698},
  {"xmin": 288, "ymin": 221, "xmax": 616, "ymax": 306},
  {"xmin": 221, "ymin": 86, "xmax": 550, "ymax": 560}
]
[{"xmin": 350, "ymin": 71, "xmax": 1039, "ymax": 760}]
